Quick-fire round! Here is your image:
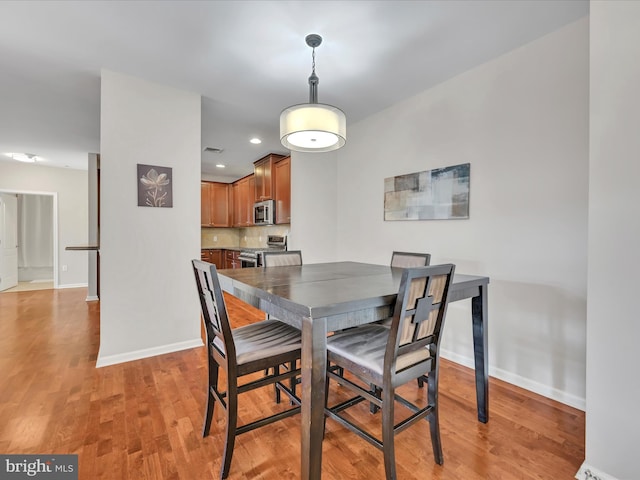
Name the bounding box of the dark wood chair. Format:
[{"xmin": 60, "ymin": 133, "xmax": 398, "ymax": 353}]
[
  {"xmin": 192, "ymin": 260, "xmax": 302, "ymax": 480},
  {"xmin": 261, "ymin": 249, "xmax": 314, "ymax": 381},
  {"xmin": 324, "ymin": 264, "xmax": 455, "ymax": 479},
  {"xmin": 388, "ymin": 251, "xmax": 432, "ymax": 390},
  {"xmin": 262, "ymin": 250, "xmax": 303, "ymax": 267},
  {"xmin": 262, "ymin": 250, "xmax": 345, "ymax": 380},
  {"xmin": 391, "ymin": 251, "xmax": 431, "ymax": 268}
]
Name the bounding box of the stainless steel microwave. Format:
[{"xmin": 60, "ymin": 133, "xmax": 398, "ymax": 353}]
[{"xmin": 254, "ymin": 200, "xmax": 275, "ymax": 225}]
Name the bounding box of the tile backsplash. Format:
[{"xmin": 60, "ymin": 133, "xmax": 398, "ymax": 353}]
[
  {"xmin": 201, "ymin": 225, "xmax": 290, "ymax": 249},
  {"xmin": 201, "ymin": 228, "xmax": 239, "ymax": 248}
]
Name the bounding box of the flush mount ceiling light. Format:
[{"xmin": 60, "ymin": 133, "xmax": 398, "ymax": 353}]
[
  {"xmin": 4, "ymin": 152, "xmax": 44, "ymax": 163},
  {"xmin": 280, "ymin": 34, "xmax": 346, "ymax": 153},
  {"xmin": 249, "ymin": 138, "xmax": 262, "ymax": 145}
]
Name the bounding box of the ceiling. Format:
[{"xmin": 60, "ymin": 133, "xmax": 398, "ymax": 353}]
[{"xmin": 0, "ymin": 0, "xmax": 588, "ymax": 181}]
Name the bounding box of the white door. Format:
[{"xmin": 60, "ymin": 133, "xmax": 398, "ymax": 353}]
[{"xmin": 0, "ymin": 193, "xmax": 19, "ymax": 291}]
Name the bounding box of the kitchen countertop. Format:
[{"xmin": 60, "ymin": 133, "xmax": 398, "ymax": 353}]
[{"xmin": 66, "ymin": 245, "xmax": 100, "ymax": 251}]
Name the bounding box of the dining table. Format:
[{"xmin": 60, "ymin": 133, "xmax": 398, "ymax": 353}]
[{"xmin": 217, "ymin": 261, "xmax": 490, "ymax": 480}]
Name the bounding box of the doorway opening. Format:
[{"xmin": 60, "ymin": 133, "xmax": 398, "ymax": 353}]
[{"xmin": 0, "ymin": 189, "xmax": 58, "ymax": 293}]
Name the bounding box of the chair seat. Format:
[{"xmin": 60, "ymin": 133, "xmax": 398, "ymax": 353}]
[
  {"xmin": 327, "ymin": 324, "xmax": 431, "ymax": 379},
  {"xmin": 328, "ymin": 324, "xmax": 389, "ymax": 376},
  {"xmin": 214, "ymin": 319, "xmax": 301, "ymax": 365}
]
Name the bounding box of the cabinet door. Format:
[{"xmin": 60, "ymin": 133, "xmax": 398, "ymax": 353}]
[
  {"xmin": 224, "ymin": 250, "xmax": 241, "ymax": 269},
  {"xmin": 238, "ymin": 178, "xmax": 248, "ymax": 226},
  {"xmin": 231, "ymin": 175, "xmax": 255, "ymax": 227},
  {"xmin": 274, "ymin": 156, "xmax": 291, "ymax": 224},
  {"xmin": 210, "ymin": 183, "xmax": 230, "ymax": 227},
  {"xmin": 224, "ymin": 250, "xmax": 233, "ymax": 269},
  {"xmin": 211, "ymin": 249, "xmax": 223, "ymax": 268},
  {"xmin": 201, "ymin": 182, "xmax": 212, "ymax": 226},
  {"xmin": 254, "ymin": 154, "xmax": 285, "ymax": 202},
  {"xmin": 232, "ymin": 183, "xmax": 242, "ymax": 227},
  {"xmin": 254, "ymin": 159, "xmax": 266, "ymax": 202},
  {"xmin": 254, "ymin": 157, "xmax": 273, "ymax": 201},
  {"xmin": 247, "ymin": 176, "xmax": 255, "ymax": 226}
]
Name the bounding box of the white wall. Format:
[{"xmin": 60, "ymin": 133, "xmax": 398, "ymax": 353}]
[
  {"xmin": 582, "ymin": 2, "xmax": 640, "ymax": 479},
  {"xmin": 295, "ymin": 19, "xmax": 589, "ymax": 408},
  {"xmin": 0, "ymin": 159, "xmax": 88, "ymax": 287},
  {"xmin": 290, "ymin": 151, "xmax": 338, "ymax": 263},
  {"xmin": 97, "ymin": 70, "xmax": 202, "ymax": 366}
]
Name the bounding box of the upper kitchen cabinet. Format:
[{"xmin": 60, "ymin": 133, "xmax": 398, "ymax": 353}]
[
  {"xmin": 274, "ymin": 156, "xmax": 291, "ymax": 224},
  {"xmin": 232, "ymin": 174, "xmax": 254, "ymax": 227},
  {"xmin": 201, "ymin": 181, "xmax": 231, "ymax": 227},
  {"xmin": 201, "ymin": 182, "xmax": 211, "ymax": 226},
  {"xmin": 254, "ymin": 153, "xmax": 286, "ymax": 202},
  {"xmin": 210, "ymin": 182, "xmax": 231, "ymax": 227}
]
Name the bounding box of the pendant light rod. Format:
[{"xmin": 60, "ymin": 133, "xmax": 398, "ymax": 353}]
[
  {"xmin": 306, "ymin": 34, "xmax": 322, "ymax": 104},
  {"xmin": 308, "ymin": 73, "xmax": 319, "ymax": 104}
]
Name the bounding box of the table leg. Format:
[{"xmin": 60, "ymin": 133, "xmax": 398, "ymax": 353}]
[
  {"xmin": 301, "ymin": 315, "xmax": 327, "ymax": 480},
  {"xmin": 471, "ymin": 284, "xmax": 489, "ymax": 423}
]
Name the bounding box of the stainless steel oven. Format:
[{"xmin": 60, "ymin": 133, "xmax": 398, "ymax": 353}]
[
  {"xmin": 238, "ymin": 252, "xmax": 258, "ymax": 268},
  {"xmin": 238, "ymin": 235, "xmax": 287, "ymax": 268}
]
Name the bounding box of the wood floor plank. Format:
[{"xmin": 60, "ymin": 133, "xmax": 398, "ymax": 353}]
[{"xmin": 0, "ymin": 288, "xmax": 585, "ymax": 479}]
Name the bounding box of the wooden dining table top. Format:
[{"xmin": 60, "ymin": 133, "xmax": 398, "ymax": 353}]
[{"xmin": 217, "ymin": 261, "xmax": 489, "ymax": 320}]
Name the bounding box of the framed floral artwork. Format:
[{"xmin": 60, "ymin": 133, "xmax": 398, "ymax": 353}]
[{"xmin": 137, "ymin": 164, "xmax": 173, "ymax": 208}]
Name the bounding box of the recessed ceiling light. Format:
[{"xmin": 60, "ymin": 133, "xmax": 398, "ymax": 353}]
[
  {"xmin": 4, "ymin": 152, "xmax": 44, "ymax": 163},
  {"xmin": 216, "ymin": 164, "xmax": 226, "ymax": 169},
  {"xmin": 250, "ymin": 138, "xmax": 262, "ymax": 145}
]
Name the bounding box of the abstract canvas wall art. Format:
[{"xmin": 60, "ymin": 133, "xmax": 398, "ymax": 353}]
[{"xmin": 384, "ymin": 163, "xmax": 470, "ymax": 220}]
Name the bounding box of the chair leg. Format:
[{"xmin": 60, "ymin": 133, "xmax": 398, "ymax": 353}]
[
  {"xmin": 203, "ymin": 360, "xmax": 219, "ymax": 437},
  {"xmin": 428, "ymin": 373, "xmax": 443, "ymax": 465},
  {"xmin": 381, "ymin": 386, "xmax": 397, "ymax": 480},
  {"xmin": 289, "ymin": 360, "xmax": 296, "ymax": 396},
  {"xmin": 369, "ymin": 384, "xmax": 382, "ymax": 414},
  {"xmin": 417, "ymin": 376, "xmax": 425, "ymax": 388},
  {"xmin": 221, "ymin": 383, "xmax": 238, "ymax": 479},
  {"xmin": 274, "ymin": 365, "xmax": 281, "ymax": 404},
  {"xmin": 323, "ymin": 372, "xmax": 330, "ymax": 437}
]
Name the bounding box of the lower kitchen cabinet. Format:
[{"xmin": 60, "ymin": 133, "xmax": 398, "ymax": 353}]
[
  {"xmin": 225, "ymin": 250, "xmax": 241, "ymax": 269},
  {"xmin": 201, "ymin": 249, "xmax": 224, "ymax": 269}
]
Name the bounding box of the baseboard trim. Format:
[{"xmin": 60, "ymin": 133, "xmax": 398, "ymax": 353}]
[
  {"xmin": 96, "ymin": 338, "xmax": 204, "ymax": 368},
  {"xmin": 440, "ymin": 349, "xmax": 586, "ymax": 411},
  {"xmin": 57, "ymin": 283, "xmax": 88, "ymax": 289},
  {"xmin": 575, "ymin": 462, "xmax": 619, "ymax": 480},
  {"xmin": 85, "ymin": 295, "xmax": 99, "ymax": 302}
]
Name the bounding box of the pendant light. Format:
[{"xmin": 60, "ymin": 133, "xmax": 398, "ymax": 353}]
[{"xmin": 280, "ymin": 34, "xmax": 346, "ymax": 152}]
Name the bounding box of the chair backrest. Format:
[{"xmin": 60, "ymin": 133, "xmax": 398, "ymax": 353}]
[
  {"xmin": 192, "ymin": 259, "xmax": 236, "ymax": 367},
  {"xmin": 385, "ymin": 264, "xmax": 455, "ymax": 378},
  {"xmin": 263, "ymin": 250, "xmax": 303, "ymax": 267},
  {"xmin": 390, "ymin": 251, "xmax": 431, "ymax": 268}
]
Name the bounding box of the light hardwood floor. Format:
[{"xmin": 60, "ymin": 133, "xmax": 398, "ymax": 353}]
[
  {"xmin": 1, "ymin": 280, "xmax": 54, "ymax": 293},
  {"xmin": 0, "ymin": 288, "xmax": 584, "ymax": 479}
]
